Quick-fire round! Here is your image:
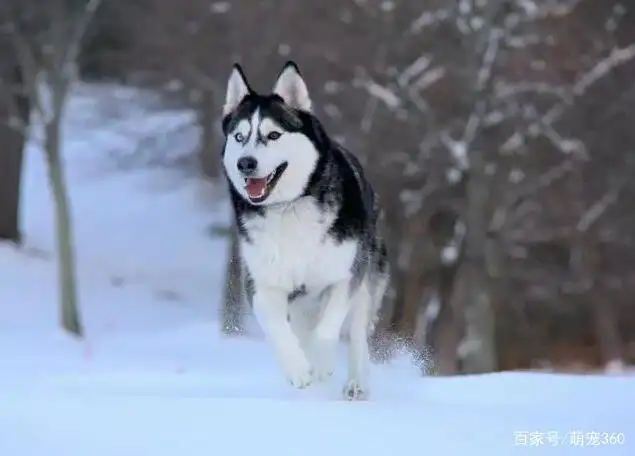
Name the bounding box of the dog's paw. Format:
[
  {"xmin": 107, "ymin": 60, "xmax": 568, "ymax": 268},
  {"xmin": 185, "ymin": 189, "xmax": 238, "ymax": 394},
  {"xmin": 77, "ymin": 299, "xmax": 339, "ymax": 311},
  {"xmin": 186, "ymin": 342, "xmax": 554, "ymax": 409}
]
[
  {"xmin": 282, "ymin": 355, "xmax": 314, "ymax": 389},
  {"xmin": 342, "ymin": 380, "xmax": 369, "ymax": 401},
  {"xmin": 305, "ymin": 337, "xmax": 338, "ymax": 383}
]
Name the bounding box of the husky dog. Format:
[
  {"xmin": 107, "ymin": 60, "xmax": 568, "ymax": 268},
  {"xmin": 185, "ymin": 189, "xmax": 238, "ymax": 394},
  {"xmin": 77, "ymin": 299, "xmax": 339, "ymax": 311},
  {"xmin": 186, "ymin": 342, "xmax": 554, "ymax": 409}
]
[{"xmin": 221, "ymin": 61, "xmax": 389, "ymax": 400}]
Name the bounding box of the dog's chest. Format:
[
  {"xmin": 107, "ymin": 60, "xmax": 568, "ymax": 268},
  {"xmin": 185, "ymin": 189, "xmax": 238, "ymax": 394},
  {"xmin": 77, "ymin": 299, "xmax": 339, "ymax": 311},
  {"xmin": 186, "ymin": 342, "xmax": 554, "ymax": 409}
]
[{"xmin": 241, "ymin": 200, "xmax": 356, "ymax": 290}]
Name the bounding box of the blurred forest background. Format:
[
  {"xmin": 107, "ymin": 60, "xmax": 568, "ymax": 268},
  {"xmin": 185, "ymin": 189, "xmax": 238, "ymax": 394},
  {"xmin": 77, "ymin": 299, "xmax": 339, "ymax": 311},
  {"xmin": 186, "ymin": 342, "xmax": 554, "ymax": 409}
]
[{"xmin": 1, "ymin": 0, "xmax": 634, "ymax": 375}]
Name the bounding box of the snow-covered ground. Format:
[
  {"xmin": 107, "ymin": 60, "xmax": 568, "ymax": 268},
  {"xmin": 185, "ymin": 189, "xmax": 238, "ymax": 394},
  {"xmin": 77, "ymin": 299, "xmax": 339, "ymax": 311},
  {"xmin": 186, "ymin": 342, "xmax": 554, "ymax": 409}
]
[{"xmin": 0, "ymin": 84, "xmax": 633, "ymax": 455}]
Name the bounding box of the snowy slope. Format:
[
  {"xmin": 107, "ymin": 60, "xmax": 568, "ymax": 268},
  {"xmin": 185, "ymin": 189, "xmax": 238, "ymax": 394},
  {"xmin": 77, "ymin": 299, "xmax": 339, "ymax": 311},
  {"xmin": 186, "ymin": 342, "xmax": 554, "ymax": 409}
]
[{"xmin": 0, "ymin": 84, "xmax": 633, "ymax": 456}]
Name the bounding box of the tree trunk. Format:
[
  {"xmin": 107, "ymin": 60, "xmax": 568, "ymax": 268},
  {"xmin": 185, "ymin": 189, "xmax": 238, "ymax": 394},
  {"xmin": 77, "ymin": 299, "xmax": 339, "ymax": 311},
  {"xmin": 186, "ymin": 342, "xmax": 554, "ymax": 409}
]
[
  {"xmin": 593, "ymin": 296, "xmax": 624, "ymax": 371},
  {"xmin": 430, "ymin": 302, "xmax": 460, "ymax": 375},
  {"xmin": 398, "ymin": 266, "xmax": 426, "ymax": 340},
  {"xmin": 458, "ymin": 146, "xmax": 497, "ymax": 374},
  {"xmin": 454, "ymin": 260, "xmax": 496, "ymax": 373},
  {"xmin": 575, "ymin": 241, "xmax": 624, "ymax": 371},
  {"xmin": 450, "ymin": 0, "xmax": 505, "ymax": 375},
  {"xmin": 221, "ymin": 221, "xmax": 245, "ymax": 335},
  {"xmin": 429, "ymin": 266, "xmax": 461, "ymax": 375},
  {"xmin": 390, "ymin": 220, "xmax": 431, "ymax": 339},
  {"xmin": 0, "ymin": 66, "xmax": 30, "ymax": 245},
  {"xmin": 45, "ymin": 118, "xmax": 83, "ymax": 337},
  {"xmin": 0, "ymin": 125, "xmax": 25, "ymax": 244}
]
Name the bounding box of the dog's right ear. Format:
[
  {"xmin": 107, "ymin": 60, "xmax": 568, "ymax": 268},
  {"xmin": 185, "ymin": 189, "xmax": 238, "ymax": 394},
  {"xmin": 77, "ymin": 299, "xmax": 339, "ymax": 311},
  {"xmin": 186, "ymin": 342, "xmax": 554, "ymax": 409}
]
[
  {"xmin": 272, "ymin": 61, "xmax": 312, "ymax": 112},
  {"xmin": 223, "ymin": 64, "xmax": 251, "ymax": 117}
]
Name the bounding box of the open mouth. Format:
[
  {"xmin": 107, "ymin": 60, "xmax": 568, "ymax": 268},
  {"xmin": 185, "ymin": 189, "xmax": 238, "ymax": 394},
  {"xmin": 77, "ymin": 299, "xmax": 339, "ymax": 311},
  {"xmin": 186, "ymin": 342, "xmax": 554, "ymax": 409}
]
[{"xmin": 243, "ymin": 162, "xmax": 288, "ymax": 203}]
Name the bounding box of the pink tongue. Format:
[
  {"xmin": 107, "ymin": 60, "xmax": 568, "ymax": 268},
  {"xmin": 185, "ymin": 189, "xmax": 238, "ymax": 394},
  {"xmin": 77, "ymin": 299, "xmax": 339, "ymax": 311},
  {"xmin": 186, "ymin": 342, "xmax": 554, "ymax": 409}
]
[{"xmin": 245, "ymin": 178, "xmax": 267, "ymax": 198}]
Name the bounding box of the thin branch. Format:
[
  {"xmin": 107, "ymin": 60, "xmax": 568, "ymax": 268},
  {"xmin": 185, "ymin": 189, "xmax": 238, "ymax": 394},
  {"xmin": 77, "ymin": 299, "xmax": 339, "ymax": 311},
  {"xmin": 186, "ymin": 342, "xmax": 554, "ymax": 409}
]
[
  {"xmin": 476, "ymin": 28, "xmax": 502, "ymax": 92},
  {"xmin": 502, "ymin": 0, "xmax": 583, "ymax": 36},
  {"xmin": 489, "ymin": 158, "xmax": 578, "ymax": 234},
  {"xmin": 513, "ymin": 43, "xmax": 635, "ymax": 156},
  {"xmin": 576, "ymin": 173, "xmax": 632, "ymax": 233},
  {"xmin": 360, "ymin": 45, "xmax": 388, "ymax": 134},
  {"xmin": 530, "ymin": 42, "xmax": 635, "ymax": 135},
  {"xmin": 62, "ymin": 0, "xmax": 104, "ymax": 71},
  {"xmin": 462, "ymin": 27, "xmax": 503, "ymax": 148},
  {"xmin": 572, "ymin": 44, "xmax": 635, "ymax": 97},
  {"xmin": 407, "ymin": 7, "xmax": 454, "ymax": 35},
  {"xmin": 495, "ymin": 81, "xmax": 570, "ymax": 102},
  {"xmin": 355, "ymin": 77, "xmax": 402, "ymax": 111}
]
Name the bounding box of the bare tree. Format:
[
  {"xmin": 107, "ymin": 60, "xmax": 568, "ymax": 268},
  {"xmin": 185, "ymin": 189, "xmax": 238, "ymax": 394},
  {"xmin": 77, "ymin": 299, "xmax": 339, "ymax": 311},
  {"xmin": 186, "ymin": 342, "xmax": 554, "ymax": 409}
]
[{"xmin": 4, "ymin": 0, "xmax": 104, "ymax": 336}]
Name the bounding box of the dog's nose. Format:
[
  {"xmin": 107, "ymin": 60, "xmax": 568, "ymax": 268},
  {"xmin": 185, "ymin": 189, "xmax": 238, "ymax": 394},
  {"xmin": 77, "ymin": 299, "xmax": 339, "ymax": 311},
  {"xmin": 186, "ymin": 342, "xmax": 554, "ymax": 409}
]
[{"xmin": 237, "ymin": 156, "xmax": 258, "ymax": 175}]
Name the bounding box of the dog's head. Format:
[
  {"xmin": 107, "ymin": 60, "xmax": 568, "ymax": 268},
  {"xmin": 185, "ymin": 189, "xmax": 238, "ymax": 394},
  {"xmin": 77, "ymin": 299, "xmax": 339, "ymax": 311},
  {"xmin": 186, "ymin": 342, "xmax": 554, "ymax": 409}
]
[{"xmin": 221, "ymin": 61, "xmax": 320, "ymax": 206}]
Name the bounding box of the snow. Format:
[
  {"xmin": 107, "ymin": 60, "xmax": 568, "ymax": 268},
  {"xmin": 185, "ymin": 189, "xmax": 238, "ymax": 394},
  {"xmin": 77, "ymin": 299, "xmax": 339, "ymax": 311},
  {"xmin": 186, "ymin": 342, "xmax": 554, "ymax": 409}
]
[{"xmin": 1, "ymin": 83, "xmax": 634, "ymax": 456}]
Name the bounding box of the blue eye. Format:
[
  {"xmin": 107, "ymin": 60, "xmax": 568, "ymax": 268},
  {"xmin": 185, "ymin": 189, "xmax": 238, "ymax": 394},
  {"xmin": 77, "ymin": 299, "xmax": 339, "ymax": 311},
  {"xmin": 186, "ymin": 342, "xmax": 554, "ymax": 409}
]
[
  {"xmin": 267, "ymin": 131, "xmax": 282, "ymax": 141},
  {"xmin": 234, "ymin": 132, "xmax": 245, "ymax": 143}
]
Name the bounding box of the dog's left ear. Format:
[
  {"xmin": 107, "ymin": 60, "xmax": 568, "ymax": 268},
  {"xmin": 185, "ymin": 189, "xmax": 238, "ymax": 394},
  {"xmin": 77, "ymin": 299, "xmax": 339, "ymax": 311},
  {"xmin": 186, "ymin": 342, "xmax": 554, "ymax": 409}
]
[
  {"xmin": 223, "ymin": 63, "xmax": 252, "ymax": 117},
  {"xmin": 272, "ymin": 61, "xmax": 312, "ymax": 112}
]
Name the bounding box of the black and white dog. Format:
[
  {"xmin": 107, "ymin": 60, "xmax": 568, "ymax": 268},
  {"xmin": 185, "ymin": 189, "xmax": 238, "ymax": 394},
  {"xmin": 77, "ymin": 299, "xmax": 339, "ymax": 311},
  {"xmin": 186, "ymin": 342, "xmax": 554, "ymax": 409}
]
[{"xmin": 221, "ymin": 61, "xmax": 389, "ymax": 400}]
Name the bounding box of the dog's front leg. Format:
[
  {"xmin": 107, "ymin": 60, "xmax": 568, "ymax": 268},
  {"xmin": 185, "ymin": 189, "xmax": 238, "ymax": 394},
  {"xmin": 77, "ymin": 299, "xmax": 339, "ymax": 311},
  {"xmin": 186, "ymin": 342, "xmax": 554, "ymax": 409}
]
[
  {"xmin": 306, "ymin": 281, "xmax": 351, "ymax": 382},
  {"xmin": 253, "ymin": 288, "xmax": 314, "ymax": 389}
]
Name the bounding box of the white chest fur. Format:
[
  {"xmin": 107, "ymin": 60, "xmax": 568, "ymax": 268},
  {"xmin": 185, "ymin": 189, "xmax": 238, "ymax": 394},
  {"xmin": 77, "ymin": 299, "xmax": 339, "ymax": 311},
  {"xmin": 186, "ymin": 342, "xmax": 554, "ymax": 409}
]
[{"xmin": 241, "ymin": 198, "xmax": 356, "ymax": 293}]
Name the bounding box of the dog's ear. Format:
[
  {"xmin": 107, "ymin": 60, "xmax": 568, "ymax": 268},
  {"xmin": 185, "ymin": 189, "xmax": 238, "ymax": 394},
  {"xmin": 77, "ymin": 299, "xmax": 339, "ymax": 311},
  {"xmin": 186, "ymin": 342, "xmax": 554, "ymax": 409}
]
[
  {"xmin": 272, "ymin": 61, "xmax": 312, "ymax": 112},
  {"xmin": 223, "ymin": 64, "xmax": 251, "ymax": 117}
]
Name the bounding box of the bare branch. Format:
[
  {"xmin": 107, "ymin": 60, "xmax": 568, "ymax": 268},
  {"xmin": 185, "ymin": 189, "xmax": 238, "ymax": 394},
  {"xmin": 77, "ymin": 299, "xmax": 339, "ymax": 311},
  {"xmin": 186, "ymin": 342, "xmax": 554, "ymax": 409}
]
[
  {"xmin": 407, "ymin": 7, "xmax": 454, "ymax": 35},
  {"xmin": 356, "ymin": 78, "xmax": 402, "ymax": 111},
  {"xmin": 476, "ymin": 28, "xmax": 502, "ymax": 92},
  {"xmin": 462, "ymin": 27, "xmax": 503, "ymax": 147},
  {"xmin": 509, "ymin": 43, "xmax": 635, "ymax": 156},
  {"xmin": 576, "ymin": 173, "xmax": 632, "ymax": 233},
  {"xmin": 360, "ymin": 45, "xmax": 389, "ymax": 133},
  {"xmin": 61, "ymin": 0, "xmax": 103, "ymax": 72},
  {"xmin": 495, "ymin": 81, "xmax": 570, "ymax": 102},
  {"xmin": 397, "ymin": 55, "xmax": 432, "ymax": 88},
  {"xmin": 489, "ymin": 158, "xmax": 579, "ymax": 234},
  {"xmin": 572, "ymin": 43, "xmax": 635, "ymax": 97},
  {"xmin": 502, "ymin": 0, "xmax": 583, "ymax": 35},
  {"xmin": 532, "ymin": 42, "xmax": 635, "ymax": 135}
]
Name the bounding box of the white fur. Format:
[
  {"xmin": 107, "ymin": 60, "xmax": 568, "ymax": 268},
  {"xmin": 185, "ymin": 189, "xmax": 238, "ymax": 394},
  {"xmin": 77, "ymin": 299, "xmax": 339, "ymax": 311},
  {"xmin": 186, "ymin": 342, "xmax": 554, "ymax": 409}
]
[
  {"xmin": 273, "ymin": 65, "xmax": 312, "ymax": 112},
  {"xmin": 241, "ymin": 198, "xmax": 378, "ymax": 394},
  {"xmin": 242, "ymin": 198, "xmax": 356, "ymax": 293},
  {"xmin": 223, "ymin": 67, "xmax": 250, "ymax": 117},
  {"xmin": 222, "ymin": 109, "xmax": 319, "ymax": 205},
  {"xmin": 305, "ymin": 280, "xmax": 353, "ymax": 381},
  {"xmin": 251, "ymin": 287, "xmax": 314, "ymax": 388}
]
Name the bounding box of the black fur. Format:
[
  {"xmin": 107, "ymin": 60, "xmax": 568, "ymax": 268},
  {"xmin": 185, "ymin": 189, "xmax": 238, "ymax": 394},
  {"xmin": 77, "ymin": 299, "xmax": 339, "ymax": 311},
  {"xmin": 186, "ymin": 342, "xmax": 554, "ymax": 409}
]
[{"xmin": 287, "ymin": 284, "xmax": 308, "ymax": 302}]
